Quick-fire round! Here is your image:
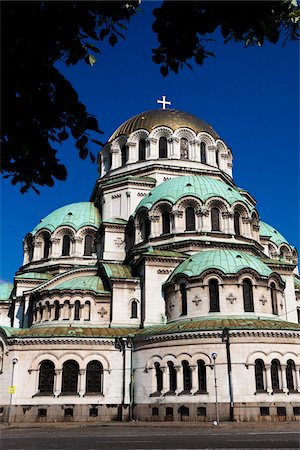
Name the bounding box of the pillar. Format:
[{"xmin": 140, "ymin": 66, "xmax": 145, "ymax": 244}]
[
  {"xmin": 161, "ymin": 367, "xmax": 169, "ymax": 395},
  {"xmin": 175, "ymin": 366, "xmax": 183, "ymax": 394},
  {"xmin": 265, "ymin": 364, "xmax": 273, "ymax": 395},
  {"xmin": 190, "ymin": 365, "xmax": 197, "ymax": 394},
  {"xmin": 54, "ymin": 369, "xmax": 62, "ymax": 397},
  {"xmin": 79, "ymin": 369, "xmax": 86, "ymax": 397},
  {"xmin": 280, "ymin": 365, "xmax": 288, "ymax": 394}
]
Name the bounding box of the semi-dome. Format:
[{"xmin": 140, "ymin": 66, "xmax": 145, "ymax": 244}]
[
  {"xmin": 167, "ymin": 249, "xmax": 273, "ymax": 281},
  {"xmin": 109, "ymin": 109, "xmax": 220, "ymax": 141},
  {"xmin": 259, "ymin": 221, "xmax": 289, "ymax": 247},
  {"xmin": 31, "ymin": 202, "xmax": 101, "ymax": 235},
  {"xmin": 47, "ymin": 275, "xmax": 109, "ymax": 294},
  {"xmin": 135, "ymin": 175, "xmax": 252, "ymax": 212}
]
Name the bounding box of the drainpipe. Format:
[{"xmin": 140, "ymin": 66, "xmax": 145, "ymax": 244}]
[
  {"xmin": 115, "ymin": 337, "xmax": 126, "ymax": 421},
  {"xmin": 222, "ymin": 327, "xmax": 234, "ymax": 421},
  {"xmin": 127, "ymin": 336, "xmax": 135, "ymax": 421}
]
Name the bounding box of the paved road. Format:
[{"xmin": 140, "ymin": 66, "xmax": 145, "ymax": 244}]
[{"xmin": 1, "ymin": 426, "xmax": 299, "ymax": 449}]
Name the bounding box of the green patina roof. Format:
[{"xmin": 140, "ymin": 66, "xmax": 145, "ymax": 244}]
[
  {"xmin": 1, "ymin": 317, "xmax": 299, "ymax": 339},
  {"xmin": 15, "ymin": 272, "xmax": 54, "ymax": 280},
  {"xmin": 260, "ymin": 258, "xmax": 295, "ymax": 268},
  {"xmin": 167, "ymin": 249, "xmax": 273, "ymax": 281},
  {"xmin": 31, "ymin": 202, "xmax": 101, "ymax": 235},
  {"xmin": 143, "ymin": 249, "xmax": 187, "ymax": 258},
  {"xmin": 135, "ymin": 176, "xmax": 252, "ymax": 213},
  {"xmin": 294, "ymin": 276, "xmax": 300, "ymax": 290},
  {"xmin": 259, "ymin": 221, "xmax": 289, "ymax": 247},
  {"xmin": 103, "ymin": 218, "xmax": 128, "ymax": 225},
  {"xmin": 0, "ymin": 282, "xmax": 14, "ymax": 301},
  {"xmin": 102, "ymin": 263, "xmax": 133, "ymax": 279},
  {"xmin": 48, "ymin": 275, "xmax": 109, "ymax": 294}
]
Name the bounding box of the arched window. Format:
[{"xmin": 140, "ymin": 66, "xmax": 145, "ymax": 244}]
[
  {"xmin": 83, "ymin": 301, "xmax": 91, "ymax": 321},
  {"xmin": 121, "ymin": 144, "xmax": 127, "ymax": 166},
  {"xmin": 108, "ymin": 150, "xmax": 112, "ymax": 170},
  {"xmin": 159, "ymin": 137, "xmax": 167, "ymax": 158},
  {"xmin": 86, "ymin": 361, "xmax": 103, "ymax": 393},
  {"xmin": 27, "ymin": 236, "xmax": 34, "ymax": 261},
  {"xmin": 185, "ymin": 207, "xmax": 195, "ymax": 231},
  {"xmin": 74, "ymin": 300, "xmax": 81, "ymax": 320},
  {"xmin": 254, "ymin": 359, "xmax": 265, "ymax": 391},
  {"xmin": 271, "ymin": 359, "xmax": 281, "ymax": 392},
  {"xmin": 54, "ymin": 301, "xmax": 60, "ymax": 321},
  {"xmin": 168, "ymin": 361, "xmax": 177, "ymax": 392},
  {"xmin": 139, "ymin": 139, "xmax": 146, "ymax": 161},
  {"xmin": 84, "ymin": 235, "xmax": 94, "ymax": 256},
  {"xmin": 197, "ymin": 360, "xmax": 207, "ymax": 392},
  {"xmin": 209, "ymin": 279, "xmax": 220, "ymax": 312},
  {"xmin": 43, "ymin": 235, "xmax": 51, "ymax": 259},
  {"xmin": 162, "ymin": 210, "xmax": 171, "ymax": 234},
  {"xmin": 131, "ymin": 300, "xmax": 138, "ymax": 318},
  {"xmin": 154, "ymin": 362, "xmax": 163, "ymax": 392},
  {"xmin": 62, "ymin": 235, "xmax": 71, "ymax": 256},
  {"xmin": 270, "ymin": 282, "xmax": 278, "ymax": 315},
  {"xmin": 216, "ymin": 148, "xmax": 219, "ymax": 167},
  {"xmin": 211, "ymin": 208, "xmax": 220, "ymax": 231},
  {"xmin": 62, "ymin": 360, "xmax": 79, "ymax": 394},
  {"xmin": 200, "ymin": 142, "xmax": 206, "ymax": 164},
  {"xmin": 182, "ymin": 360, "xmax": 191, "ymax": 392},
  {"xmin": 243, "ymin": 279, "xmax": 254, "ymax": 312},
  {"xmin": 180, "ymin": 284, "xmax": 187, "ymax": 316},
  {"xmin": 180, "ymin": 138, "xmax": 189, "ymax": 159},
  {"xmin": 234, "ymin": 211, "xmax": 241, "ymax": 235},
  {"xmin": 286, "ymin": 360, "xmax": 295, "ymax": 391},
  {"xmin": 141, "ymin": 214, "xmax": 151, "ymax": 241},
  {"xmin": 38, "ymin": 360, "xmax": 55, "ymax": 394}
]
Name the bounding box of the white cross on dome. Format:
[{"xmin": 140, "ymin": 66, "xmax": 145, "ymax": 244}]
[{"xmin": 157, "ymin": 95, "xmax": 171, "ymax": 109}]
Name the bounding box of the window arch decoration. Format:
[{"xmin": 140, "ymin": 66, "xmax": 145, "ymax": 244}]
[
  {"xmin": 211, "ymin": 207, "xmax": 220, "ymax": 232},
  {"xmin": 270, "ymin": 282, "xmax": 278, "ymax": 315},
  {"xmin": 208, "ymin": 278, "xmax": 220, "ymax": 312},
  {"xmin": 38, "ymin": 360, "xmax": 55, "ymax": 394},
  {"xmin": 206, "ymin": 199, "xmax": 228, "ymax": 233},
  {"xmin": 35, "ymin": 231, "xmax": 52, "ymax": 259},
  {"xmin": 159, "ymin": 136, "xmax": 168, "ymax": 158},
  {"xmin": 279, "ymin": 245, "xmax": 291, "ymax": 262},
  {"xmin": 152, "ymin": 202, "xmax": 173, "ymax": 236},
  {"xmin": 121, "ymin": 144, "xmax": 128, "ymax": 166},
  {"xmin": 216, "ymin": 140, "xmax": 227, "ymax": 168},
  {"xmin": 185, "ymin": 206, "xmax": 196, "ymax": 231},
  {"xmin": 135, "ymin": 209, "xmax": 151, "ymax": 243},
  {"xmin": 138, "ymin": 138, "xmax": 146, "ymax": 161},
  {"xmin": 25, "ymin": 234, "xmax": 34, "ymax": 262},
  {"xmin": 130, "ymin": 298, "xmax": 139, "ymax": 319},
  {"xmin": 242, "ymin": 278, "xmax": 254, "ymax": 312},
  {"xmin": 86, "ymin": 360, "xmax": 103, "ymax": 394},
  {"xmin": 179, "ymin": 283, "xmax": 188, "ymax": 316},
  {"xmin": 83, "ymin": 234, "xmax": 95, "ymax": 256}
]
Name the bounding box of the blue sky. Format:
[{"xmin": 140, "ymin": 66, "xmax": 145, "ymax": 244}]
[{"xmin": 1, "ymin": 2, "xmax": 299, "ymax": 282}]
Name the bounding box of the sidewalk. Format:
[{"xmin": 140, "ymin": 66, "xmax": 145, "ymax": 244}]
[{"xmin": 1, "ymin": 420, "xmax": 299, "ymax": 432}]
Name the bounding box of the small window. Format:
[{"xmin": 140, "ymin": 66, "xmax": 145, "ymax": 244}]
[
  {"xmin": 54, "ymin": 301, "xmax": 60, "ymax": 321},
  {"xmin": 154, "ymin": 362, "xmax": 163, "ymax": 392},
  {"xmin": 260, "ymin": 407, "xmax": 270, "ymax": 416},
  {"xmin": 286, "ymin": 360, "xmax": 295, "ymax": 391},
  {"xmin": 62, "ymin": 235, "xmax": 71, "ymax": 256},
  {"xmin": 297, "ymin": 308, "xmax": 300, "ymax": 324},
  {"xmin": 62, "ymin": 360, "xmax": 79, "ymax": 394},
  {"xmin": 293, "ymin": 407, "xmax": 300, "ymax": 416},
  {"xmin": 180, "ymin": 138, "xmax": 189, "ymax": 159},
  {"xmin": 165, "ymin": 407, "xmax": 173, "ymax": 417},
  {"xmin": 168, "ymin": 361, "xmax": 177, "ymax": 392},
  {"xmin": 84, "ymin": 235, "xmax": 94, "ymax": 256},
  {"xmin": 162, "ymin": 210, "xmax": 171, "ymax": 234},
  {"xmin": 271, "ymin": 359, "xmax": 281, "ymax": 391},
  {"xmin": 74, "ymin": 300, "xmax": 81, "ymax": 320},
  {"xmin": 211, "ymin": 208, "xmax": 220, "ymax": 231},
  {"xmin": 86, "ymin": 361, "xmax": 103, "ymax": 394},
  {"xmin": 270, "ymin": 283, "xmax": 278, "ymax": 315},
  {"xmin": 121, "ymin": 144, "xmax": 127, "ymax": 166},
  {"xmin": 197, "ymin": 360, "xmax": 207, "ymax": 392},
  {"xmin": 64, "ymin": 408, "xmax": 73, "ymax": 417},
  {"xmin": 277, "ymin": 407, "xmax": 286, "ymax": 417},
  {"xmin": 180, "ymin": 284, "xmax": 187, "ymax": 316},
  {"xmin": 139, "ymin": 139, "xmax": 146, "ymax": 161},
  {"xmin": 197, "ymin": 407, "xmax": 206, "ymax": 417},
  {"xmin": 216, "ymin": 149, "xmax": 219, "ymax": 167},
  {"xmin": 38, "ymin": 408, "xmax": 47, "ymax": 417},
  {"xmin": 89, "ymin": 408, "xmax": 98, "ymax": 417},
  {"xmin": 179, "ymin": 406, "xmax": 189, "ymax": 416},
  {"xmin": 234, "ymin": 211, "xmax": 241, "ymax": 235},
  {"xmin": 38, "ymin": 360, "xmax": 55, "ymax": 394},
  {"xmin": 243, "ymin": 279, "xmax": 254, "ymax": 312},
  {"xmin": 43, "ymin": 235, "xmax": 51, "ymax": 259},
  {"xmin": 200, "ymin": 142, "xmax": 206, "ymax": 164},
  {"xmin": 152, "ymin": 407, "xmax": 159, "ymax": 416},
  {"xmin": 159, "ymin": 137, "xmax": 167, "ymax": 158},
  {"xmin": 131, "ymin": 300, "xmax": 138, "ymax": 319},
  {"xmin": 185, "ymin": 207, "xmax": 195, "ymax": 231},
  {"xmin": 209, "ymin": 279, "xmax": 220, "ymax": 312},
  {"xmin": 182, "ymin": 360, "xmax": 192, "ymax": 392},
  {"xmin": 255, "ymin": 359, "xmax": 265, "ymax": 391}
]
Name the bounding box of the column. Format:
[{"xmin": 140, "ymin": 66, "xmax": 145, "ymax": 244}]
[
  {"xmin": 54, "ymin": 369, "xmax": 62, "ymax": 397},
  {"xmin": 175, "ymin": 366, "xmax": 183, "ymax": 394},
  {"xmin": 295, "ymin": 365, "xmax": 300, "ymax": 392},
  {"xmin": 172, "ymin": 210, "xmax": 184, "ymax": 233},
  {"xmin": 161, "ymin": 367, "xmax": 169, "ymax": 395},
  {"xmin": 33, "ymin": 241, "xmax": 42, "ymax": 261},
  {"xmin": 79, "ymin": 369, "xmax": 86, "ymax": 397},
  {"xmin": 190, "ymin": 365, "xmax": 197, "ymax": 394},
  {"xmin": 199, "ymin": 208, "xmax": 210, "ymax": 232},
  {"xmin": 147, "ymin": 137, "xmax": 158, "ymax": 159},
  {"xmin": 127, "ymin": 142, "xmax": 137, "ymax": 164},
  {"xmin": 168, "ymin": 137, "xmax": 179, "ymax": 158},
  {"xmin": 190, "ymin": 139, "xmax": 200, "ymax": 162},
  {"xmin": 50, "ymin": 238, "xmax": 61, "ymax": 257},
  {"xmin": 280, "ymin": 365, "xmax": 288, "ymax": 394},
  {"xmin": 242, "ymin": 217, "xmax": 252, "ymax": 238},
  {"xmin": 207, "ymin": 145, "xmax": 217, "ymax": 166},
  {"xmin": 265, "ymin": 364, "xmax": 273, "ymax": 395},
  {"xmin": 149, "ymin": 215, "xmax": 160, "ymax": 238}
]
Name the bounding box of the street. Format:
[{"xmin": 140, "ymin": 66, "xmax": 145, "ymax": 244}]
[{"xmin": 1, "ymin": 425, "xmax": 299, "ymax": 449}]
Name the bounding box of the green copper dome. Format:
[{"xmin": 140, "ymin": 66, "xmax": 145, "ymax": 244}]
[
  {"xmin": 259, "ymin": 221, "xmax": 289, "ymax": 247},
  {"xmin": 31, "ymin": 202, "xmax": 101, "ymax": 235},
  {"xmin": 48, "ymin": 275, "xmax": 109, "ymax": 294},
  {"xmin": 136, "ymin": 176, "xmax": 251, "ymax": 212},
  {"xmin": 167, "ymin": 249, "xmax": 273, "ymax": 281},
  {"xmin": 0, "ymin": 282, "xmax": 14, "ymax": 301}
]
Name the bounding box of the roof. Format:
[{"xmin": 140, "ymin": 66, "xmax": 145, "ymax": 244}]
[
  {"xmin": 135, "ymin": 175, "xmax": 252, "ymax": 212},
  {"xmin": 259, "ymin": 221, "xmax": 289, "ymax": 247},
  {"xmin": 294, "ymin": 276, "xmax": 300, "ymax": 290},
  {"xmin": 143, "ymin": 249, "xmax": 187, "ymax": 258},
  {"xmin": 101, "ymin": 263, "xmax": 133, "ymax": 279},
  {"xmin": 0, "ymin": 282, "xmax": 14, "ymax": 301},
  {"xmin": 1, "ymin": 317, "xmax": 299, "ymax": 339},
  {"xmin": 109, "ymin": 109, "xmax": 220, "ymax": 141},
  {"xmin": 167, "ymin": 249, "xmax": 273, "ymax": 281},
  {"xmin": 31, "ymin": 202, "xmax": 101, "ymax": 235},
  {"xmin": 48, "ymin": 275, "xmax": 109, "ymax": 294},
  {"xmin": 15, "ymin": 272, "xmax": 54, "ymax": 280},
  {"xmin": 102, "ymin": 175, "xmax": 156, "ymax": 187}
]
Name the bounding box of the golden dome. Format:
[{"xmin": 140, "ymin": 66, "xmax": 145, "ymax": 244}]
[{"xmin": 109, "ymin": 109, "xmax": 219, "ymax": 141}]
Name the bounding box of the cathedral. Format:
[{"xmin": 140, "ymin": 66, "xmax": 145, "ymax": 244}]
[{"xmin": 0, "ymin": 105, "xmax": 299, "ymax": 423}]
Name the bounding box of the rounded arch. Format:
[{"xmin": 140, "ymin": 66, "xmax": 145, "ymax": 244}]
[
  {"xmin": 127, "ymin": 129, "xmax": 149, "ymax": 142},
  {"xmin": 176, "ymin": 197, "xmax": 202, "ymax": 213},
  {"xmin": 206, "ymin": 198, "xmax": 230, "ymax": 213},
  {"xmin": 238, "ymin": 273, "xmax": 258, "ymax": 286},
  {"xmin": 150, "ymin": 126, "xmax": 173, "ymax": 140},
  {"xmin": 281, "ymin": 353, "xmax": 299, "ymax": 365},
  {"xmin": 57, "ymin": 353, "xmax": 84, "ymax": 370},
  {"xmin": 145, "ymin": 355, "xmax": 164, "ymax": 371},
  {"xmin": 29, "ymin": 353, "xmax": 59, "ymax": 371},
  {"xmin": 191, "ymin": 352, "xmax": 212, "ymax": 366},
  {"xmin": 173, "ymin": 128, "xmax": 196, "ymax": 141},
  {"xmin": 160, "ymin": 353, "xmax": 178, "ymax": 366},
  {"xmin": 246, "ymin": 351, "xmax": 268, "ymax": 366},
  {"xmin": 197, "ymin": 132, "xmax": 215, "ymax": 146},
  {"xmin": 82, "ymin": 353, "xmax": 110, "ymax": 371},
  {"xmin": 176, "ymin": 352, "xmax": 193, "ymax": 365}
]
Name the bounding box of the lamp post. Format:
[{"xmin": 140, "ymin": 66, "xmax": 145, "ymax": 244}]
[
  {"xmin": 8, "ymin": 357, "xmax": 18, "ymax": 425},
  {"xmin": 211, "ymin": 352, "xmax": 219, "ymax": 425}
]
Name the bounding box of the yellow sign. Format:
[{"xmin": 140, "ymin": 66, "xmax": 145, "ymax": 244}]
[{"xmin": 8, "ymin": 385, "xmax": 16, "ymax": 394}]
